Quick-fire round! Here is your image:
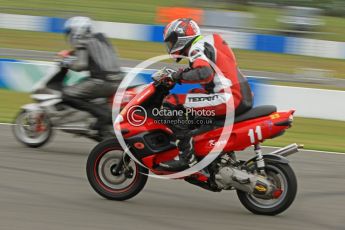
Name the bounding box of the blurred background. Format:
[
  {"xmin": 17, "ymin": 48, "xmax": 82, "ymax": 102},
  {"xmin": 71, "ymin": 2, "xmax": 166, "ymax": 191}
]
[
  {"xmin": 1, "ymin": 3, "xmax": 344, "ymax": 229},
  {"xmin": 0, "ymin": 0, "xmax": 344, "ymax": 152}
]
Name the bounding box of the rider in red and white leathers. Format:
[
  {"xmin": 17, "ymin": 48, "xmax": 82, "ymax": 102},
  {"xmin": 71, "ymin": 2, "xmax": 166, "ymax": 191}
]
[{"xmin": 159, "ymin": 18, "xmax": 253, "ymax": 171}]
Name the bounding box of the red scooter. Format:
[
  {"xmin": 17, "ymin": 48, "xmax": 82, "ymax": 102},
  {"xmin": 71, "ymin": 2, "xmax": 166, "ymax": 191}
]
[{"xmin": 86, "ymin": 69, "xmax": 302, "ymax": 215}]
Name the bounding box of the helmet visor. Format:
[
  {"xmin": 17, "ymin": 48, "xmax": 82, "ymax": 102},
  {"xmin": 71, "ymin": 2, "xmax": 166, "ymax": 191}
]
[
  {"xmin": 165, "ymin": 41, "xmax": 174, "ymax": 53},
  {"xmin": 164, "ymin": 31, "xmax": 178, "ymax": 54}
]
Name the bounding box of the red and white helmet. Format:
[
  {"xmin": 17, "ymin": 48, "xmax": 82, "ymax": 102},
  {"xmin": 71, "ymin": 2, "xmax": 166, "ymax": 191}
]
[{"xmin": 163, "ymin": 18, "xmax": 201, "ymax": 55}]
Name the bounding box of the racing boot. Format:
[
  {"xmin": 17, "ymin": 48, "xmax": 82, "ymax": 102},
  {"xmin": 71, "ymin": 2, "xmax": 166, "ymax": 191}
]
[
  {"xmin": 91, "ymin": 115, "xmax": 113, "ymax": 138},
  {"xmin": 159, "ymin": 135, "xmax": 197, "ymax": 172}
]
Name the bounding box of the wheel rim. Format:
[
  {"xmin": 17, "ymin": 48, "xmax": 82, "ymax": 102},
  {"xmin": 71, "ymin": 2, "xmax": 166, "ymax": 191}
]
[
  {"xmin": 95, "ymin": 148, "xmax": 139, "ymax": 192},
  {"xmin": 246, "ymin": 165, "xmax": 288, "ymax": 209},
  {"xmin": 14, "ymin": 111, "xmax": 50, "ymax": 145}
]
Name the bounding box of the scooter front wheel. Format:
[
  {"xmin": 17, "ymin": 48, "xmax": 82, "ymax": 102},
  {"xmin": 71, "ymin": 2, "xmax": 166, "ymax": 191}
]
[
  {"xmin": 12, "ymin": 110, "xmax": 53, "ymax": 148},
  {"xmin": 86, "ymin": 139, "xmax": 148, "ymax": 200}
]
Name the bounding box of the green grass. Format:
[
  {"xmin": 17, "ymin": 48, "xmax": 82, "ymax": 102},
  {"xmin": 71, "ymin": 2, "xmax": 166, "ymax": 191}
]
[
  {"xmin": 0, "ymin": 29, "xmax": 67, "ymax": 51},
  {"xmin": 250, "ymin": 6, "xmax": 345, "ymax": 42},
  {"xmin": 235, "ymin": 49, "xmax": 345, "ymax": 79},
  {"xmin": 317, "ymin": 15, "xmax": 345, "ymax": 41},
  {"xmin": 1, "ymin": 1, "xmax": 345, "ymax": 41},
  {"xmin": 251, "ymin": 6, "xmax": 281, "ymax": 30},
  {"xmin": 264, "ymin": 117, "xmax": 345, "ymax": 153},
  {"xmin": 1, "ymin": 28, "xmax": 345, "ymax": 80},
  {"xmin": 0, "ymin": 0, "xmax": 187, "ymax": 24},
  {"xmin": 0, "ymin": 89, "xmax": 344, "ymax": 152},
  {"xmin": 0, "ymin": 89, "xmax": 33, "ymax": 123}
]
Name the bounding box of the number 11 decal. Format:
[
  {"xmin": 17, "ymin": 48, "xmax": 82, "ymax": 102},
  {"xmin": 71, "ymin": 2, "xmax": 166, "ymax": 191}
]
[{"xmin": 248, "ymin": 126, "xmax": 263, "ymax": 144}]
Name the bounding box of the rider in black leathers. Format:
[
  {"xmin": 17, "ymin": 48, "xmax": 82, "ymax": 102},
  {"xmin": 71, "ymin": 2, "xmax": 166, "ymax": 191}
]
[{"xmin": 61, "ymin": 16, "xmax": 123, "ymax": 137}]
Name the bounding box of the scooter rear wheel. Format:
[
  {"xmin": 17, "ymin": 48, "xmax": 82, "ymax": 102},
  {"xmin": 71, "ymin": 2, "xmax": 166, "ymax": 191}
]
[
  {"xmin": 237, "ymin": 162, "xmax": 297, "ymax": 215},
  {"xmin": 86, "ymin": 139, "xmax": 148, "ymax": 200}
]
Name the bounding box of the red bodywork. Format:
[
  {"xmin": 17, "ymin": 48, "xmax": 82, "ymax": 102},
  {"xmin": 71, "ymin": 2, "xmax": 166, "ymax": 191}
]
[{"xmin": 116, "ymin": 83, "xmax": 295, "ymax": 175}]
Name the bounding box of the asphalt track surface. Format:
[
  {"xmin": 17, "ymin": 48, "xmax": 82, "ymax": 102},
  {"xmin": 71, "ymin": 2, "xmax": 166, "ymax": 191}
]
[{"xmin": 1, "ymin": 125, "xmax": 345, "ymax": 230}]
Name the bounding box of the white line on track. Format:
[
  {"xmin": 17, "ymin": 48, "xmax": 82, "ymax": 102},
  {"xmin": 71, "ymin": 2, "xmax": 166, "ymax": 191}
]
[
  {"xmin": 0, "ymin": 123, "xmax": 14, "ymax": 126},
  {"xmin": 1, "ymin": 123, "xmax": 344, "ymax": 155},
  {"xmin": 262, "ymin": 145, "xmax": 345, "ymax": 155}
]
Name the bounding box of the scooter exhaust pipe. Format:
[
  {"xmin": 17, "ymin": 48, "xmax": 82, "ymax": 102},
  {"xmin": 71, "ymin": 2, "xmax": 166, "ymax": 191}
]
[{"xmin": 271, "ymin": 143, "xmax": 304, "ymax": 157}]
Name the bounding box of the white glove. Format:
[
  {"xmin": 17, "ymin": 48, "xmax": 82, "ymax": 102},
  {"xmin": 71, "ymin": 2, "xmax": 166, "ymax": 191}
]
[{"xmin": 152, "ymin": 67, "xmax": 176, "ymax": 82}]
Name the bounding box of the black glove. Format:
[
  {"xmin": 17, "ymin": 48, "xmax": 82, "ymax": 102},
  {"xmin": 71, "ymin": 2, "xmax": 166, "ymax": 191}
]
[
  {"xmin": 59, "ymin": 56, "xmax": 76, "ymax": 68},
  {"xmin": 171, "ymin": 68, "xmax": 184, "ymax": 84}
]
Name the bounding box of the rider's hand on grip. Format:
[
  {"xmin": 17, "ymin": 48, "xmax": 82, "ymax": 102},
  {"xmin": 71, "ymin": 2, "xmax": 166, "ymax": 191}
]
[
  {"xmin": 57, "ymin": 50, "xmax": 73, "ymax": 58},
  {"xmin": 59, "ymin": 56, "xmax": 77, "ymax": 68},
  {"xmin": 152, "ymin": 67, "xmax": 176, "ymax": 82}
]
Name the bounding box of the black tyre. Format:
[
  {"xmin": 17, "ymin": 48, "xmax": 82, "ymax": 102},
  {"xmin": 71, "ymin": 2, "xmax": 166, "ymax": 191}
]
[
  {"xmin": 86, "ymin": 139, "xmax": 148, "ymax": 200},
  {"xmin": 237, "ymin": 162, "xmax": 297, "ymax": 215},
  {"xmin": 12, "ymin": 110, "xmax": 53, "ymax": 148}
]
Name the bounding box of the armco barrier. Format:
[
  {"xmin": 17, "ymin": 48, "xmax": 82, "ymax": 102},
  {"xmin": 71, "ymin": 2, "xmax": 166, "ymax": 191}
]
[
  {"xmin": 0, "ymin": 58, "xmax": 259, "ymax": 95},
  {"xmin": 0, "ymin": 59, "xmax": 344, "ymax": 121},
  {"xmin": 1, "ymin": 13, "xmax": 345, "ymax": 60},
  {"xmin": 0, "ymin": 59, "xmax": 147, "ymax": 92},
  {"xmin": 255, "ymin": 84, "xmax": 345, "ymax": 121}
]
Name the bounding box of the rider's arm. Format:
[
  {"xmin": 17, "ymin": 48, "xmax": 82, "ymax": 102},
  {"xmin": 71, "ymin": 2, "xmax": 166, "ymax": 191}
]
[
  {"xmin": 177, "ymin": 48, "xmax": 214, "ymax": 84},
  {"xmin": 178, "ymin": 66, "xmax": 214, "ymax": 84},
  {"xmin": 68, "ymin": 38, "xmax": 89, "ymax": 71},
  {"xmin": 68, "ymin": 48, "xmax": 88, "ymax": 71}
]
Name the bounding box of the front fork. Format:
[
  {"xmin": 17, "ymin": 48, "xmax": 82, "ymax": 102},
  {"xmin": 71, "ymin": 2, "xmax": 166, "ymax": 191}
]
[
  {"xmin": 34, "ymin": 113, "xmax": 47, "ymax": 132},
  {"xmin": 24, "ymin": 111, "xmax": 47, "ymax": 133},
  {"xmin": 113, "ymin": 148, "xmax": 134, "ymax": 178}
]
